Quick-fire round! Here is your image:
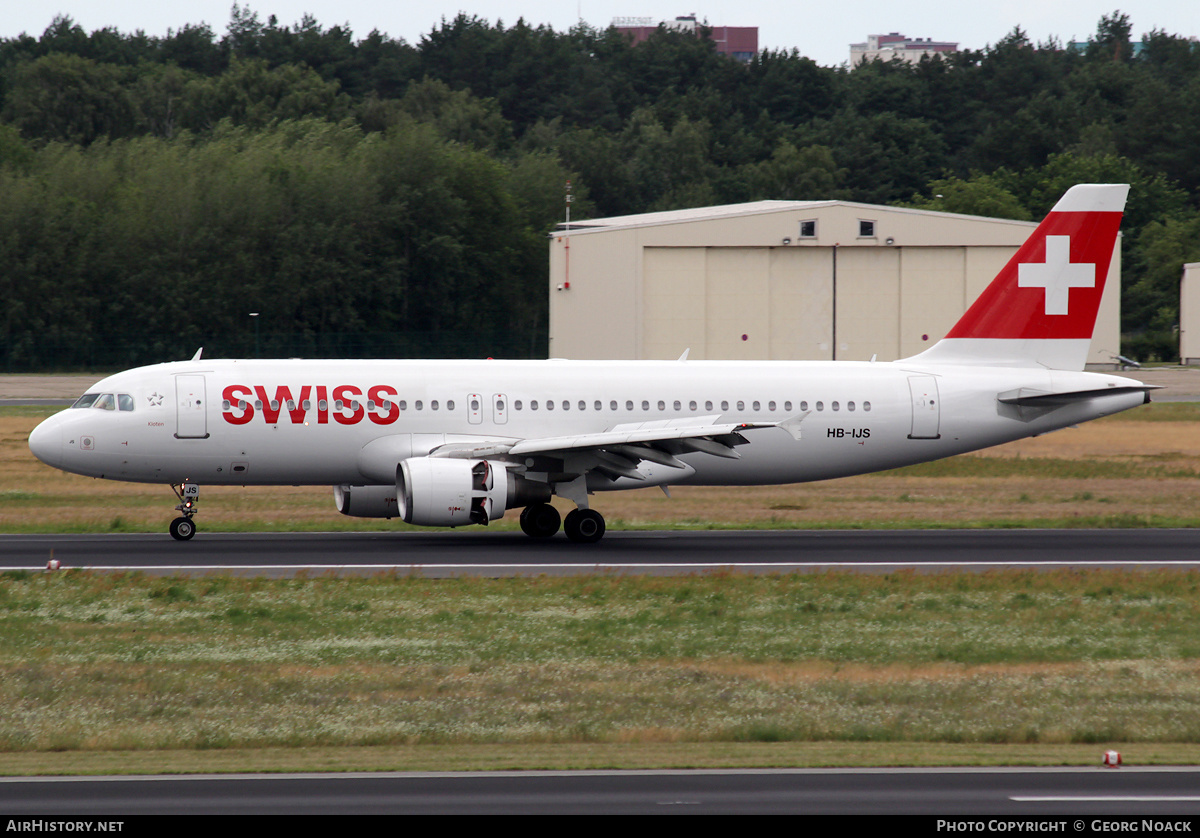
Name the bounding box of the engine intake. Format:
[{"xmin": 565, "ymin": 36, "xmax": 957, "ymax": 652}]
[{"xmin": 396, "ymin": 457, "xmax": 548, "ymax": 527}]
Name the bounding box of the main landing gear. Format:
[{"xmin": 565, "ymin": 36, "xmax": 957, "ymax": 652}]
[
  {"xmin": 519, "ymin": 503, "xmax": 560, "ymax": 539},
  {"xmin": 564, "ymin": 508, "xmax": 605, "ymax": 543},
  {"xmin": 169, "ymin": 482, "xmax": 199, "ymax": 541},
  {"xmin": 519, "ymin": 503, "xmax": 606, "ymax": 544}
]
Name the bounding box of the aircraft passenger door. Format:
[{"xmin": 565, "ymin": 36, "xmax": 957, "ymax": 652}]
[
  {"xmin": 907, "ymin": 375, "xmax": 941, "ymax": 440},
  {"xmin": 175, "ymin": 374, "xmax": 209, "ymax": 439},
  {"xmin": 492, "ymin": 393, "xmax": 508, "ymax": 425},
  {"xmin": 467, "ymin": 394, "xmax": 483, "ymax": 425}
]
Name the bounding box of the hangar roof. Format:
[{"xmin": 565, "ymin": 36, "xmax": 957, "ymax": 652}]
[
  {"xmin": 556, "ymin": 200, "xmax": 1039, "ymax": 236},
  {"xmin": 559, "ymin": 201, "xmax": 826, "ymax": 231}
]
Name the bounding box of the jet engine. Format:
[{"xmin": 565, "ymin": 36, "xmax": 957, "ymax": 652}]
[
  {"xmin": 396, "ymin": 457, "xmax": 550, "ymax": 527},
  {"xmin": 335, "ymin": 458, "xmax": 550, "ymax": 525}
]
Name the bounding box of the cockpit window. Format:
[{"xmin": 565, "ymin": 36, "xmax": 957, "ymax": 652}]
[{"xmin": 71, "ymin": 392, "xmax": 134, "ymax": 410}]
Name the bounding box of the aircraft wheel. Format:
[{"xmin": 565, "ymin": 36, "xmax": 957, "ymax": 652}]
[
  {"xmin": 520, "ymin": 503, "xmax": 561, "ymax": 538},
  {"xmin": 564, "ymin": 508, "xmax": 605, "ymax": 544},
  {"xmin": 169, "ymin": 516, "xmax": 196, "ymax": 541}
]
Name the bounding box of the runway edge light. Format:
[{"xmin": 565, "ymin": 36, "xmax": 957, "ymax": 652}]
[{"xmin": 1104, "ymin": 750, "xmax": 1122, "ymax": 768}]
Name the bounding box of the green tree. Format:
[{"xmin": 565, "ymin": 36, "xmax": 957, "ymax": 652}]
[
  {"xmin": 745, "ymin": 49, "xmax": 833, "ymax": 125},
  {"xmin": 3, "ymin": 53, "xmax": 135, "ymax": 143},
  {"xmin": 181, "ymin": 57, "xmax": 350, "ymax": 130},
  {"xmin": 158, "ymin": 23, "xmax": 225, "ymax": 75},
  {"xmin": 0, "ymin": 123, "xmax": 33, "ymax": 171},
  {"xmin": 1122, "ymin": 215, "xmax": 1200, "ymax": 360},
  {"xmin": 797, "ymin": 109, "xmax": 947, "ymax": 203},
  {"xmin": 1088, "ymin": 11, "xmax": 1134, "ymax": 63},
  {"xmin": 731, "ymin": 142, "xmax": 842, "ymax": 202},
  {"xmin": 506, "ymin": 151, "xmax": 592, "ymax": 233},
  {"xmin": 903, "ymin": 174, "xmax": 1031, "ymax": 220},
  {"xmin": 394, "ymin": 77, "xmax": 512, "ymax": 150}
]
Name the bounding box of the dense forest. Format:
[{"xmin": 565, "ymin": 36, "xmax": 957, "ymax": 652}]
[{"xmin": 1, "ymin": 7, "xmax": 1198, "ymax": 368}]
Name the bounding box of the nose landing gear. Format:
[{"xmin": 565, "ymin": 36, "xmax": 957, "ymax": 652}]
[{"xmin": 169, "ymin": 482, "xmax": 199, "ymax": 540}]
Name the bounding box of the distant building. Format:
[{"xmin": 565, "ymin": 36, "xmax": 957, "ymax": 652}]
[
  {"xmin": 1180, "ymin": 262, "xmax": 1200, "ymax": 364},
  {"xmin": 1067, "ymin": 40, "xmax": 1148, "ymax": 58},
  {"xmin": 850, "ymin": 32, "xmax": 957, "ymax": 66},
  {"xmin": 613, "ymin": 14, "xmax": 758, "ymax": 63}
]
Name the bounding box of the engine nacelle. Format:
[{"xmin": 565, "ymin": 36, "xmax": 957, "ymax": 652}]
[
  {"xmin": 398, "ymin": 457, "xmax": 545, "ymax": 527},
  {"xmin": 333, "ymin": 484, "xmax": 399, "ymax": 518}
]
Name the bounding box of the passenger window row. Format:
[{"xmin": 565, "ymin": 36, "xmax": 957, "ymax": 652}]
[
  {"xmin": 508, "ymin": 399, "xmax": 872, "ymax": 413},
  {"xmin": 218, "ymin": 396, "xmax": 875, "ymax": 415},
  {"xmin": 223, "ymin": 399, "xmax": 458, "ymax": 412}
]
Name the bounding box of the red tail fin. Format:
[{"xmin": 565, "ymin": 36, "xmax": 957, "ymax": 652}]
[{"xmin": 908, "ymin": 184, "xmax": 1127, "ymax": 370}]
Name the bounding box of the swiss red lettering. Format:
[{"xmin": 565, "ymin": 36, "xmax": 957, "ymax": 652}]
[
  {"xmin": 253, "ymin": 385, "xmax": 311, "ymax": 424},
  {"xmin": 224, "ymin": 384, "xmax": 400, "ymax": 426},
  {"xmin": 287, "ymin": 385, "xmax": 312, "ymax": 423},
  {"xmin": 368, "ymin": 385, "xmax": 399, "ymax": 425},
  {"xmin": 222, "ymin": 385, "xmax": 255, "ymax": 425},
  {"xmin": 253, "ymin": 386, "xmax": 281, "ymax": 424},
  {"xmin": 332, "ymin": 385, "xmax": 364, "ymax": 425}
]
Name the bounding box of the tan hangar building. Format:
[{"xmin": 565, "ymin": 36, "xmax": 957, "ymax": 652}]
[
  {"xmin": 1181, "ymin": 262, "xmax": 1200, "ymax": 364},
  {"xmin": 548, "ymin": 200, "xmax": 1122, "ymax": 368}
]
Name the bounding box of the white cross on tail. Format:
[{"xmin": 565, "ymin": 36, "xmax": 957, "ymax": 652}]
[{"xmin": 1018, "ymin": 235, "xmax": 1095, "ymax": 316}]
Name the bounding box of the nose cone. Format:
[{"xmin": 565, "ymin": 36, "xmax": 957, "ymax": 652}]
[{"xmin": 28, "ymin": 415, "xmax": 62, "ymax": 469}]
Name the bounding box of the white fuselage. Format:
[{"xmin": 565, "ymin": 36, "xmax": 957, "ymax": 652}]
[{"xmin": 29, "ymin": 357, "xmax": 1146, "ymax": 490}]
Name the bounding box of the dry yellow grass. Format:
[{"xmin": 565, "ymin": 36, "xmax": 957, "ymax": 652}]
[
  {"xmin": 591, "ymin": 476, "xmax": 1200, "ymax": 527},
  {"xmin": 972, "ymin": 417, "xmax": 1200, "ymax": 459},
  {"xmin": 686, "ymin": 659, "xmax": 1200, "ymax": 686}
]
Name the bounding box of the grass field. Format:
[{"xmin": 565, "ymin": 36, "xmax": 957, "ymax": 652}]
[
  {"xmin": 2, "ymin": 402, "xmax": 1200, "ymax": 773},
  {"xmin": 3, "ymin": 569, "xmax": 1200, "ymax": 773}
]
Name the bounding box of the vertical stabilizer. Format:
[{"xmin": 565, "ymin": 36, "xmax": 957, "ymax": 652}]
[{"xmin": 905, "ymin": 184, "xmax": 1128, "ymax": 370}]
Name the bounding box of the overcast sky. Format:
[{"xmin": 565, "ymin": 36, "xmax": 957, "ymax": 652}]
[{"xmin": 2, "ymin": 2, "xmax": 1196, "ymax": 68}]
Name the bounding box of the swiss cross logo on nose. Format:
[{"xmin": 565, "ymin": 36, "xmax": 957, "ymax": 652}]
[{"xmin": 1018, "ymin": 235, "xmax": 1096, "ymax": 316}]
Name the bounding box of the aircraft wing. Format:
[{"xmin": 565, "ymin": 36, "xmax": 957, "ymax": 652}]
[
  {"xmin": 507, "ymin": 417, "xmax": 774, "ymax": 457},
  {"xmin": 428, "ymin": 415, "xmax": 802, "ymax": 481}
]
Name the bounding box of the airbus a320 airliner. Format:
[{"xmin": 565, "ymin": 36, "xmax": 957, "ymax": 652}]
[{"xmin": 29, "ymin": 184, "xmax": 1152, "ymax": 543}]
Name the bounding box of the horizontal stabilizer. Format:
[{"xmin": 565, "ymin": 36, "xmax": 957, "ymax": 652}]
[{"xmin": 997, "ymin": 385, "xmax": 1158, "ymax": 406}]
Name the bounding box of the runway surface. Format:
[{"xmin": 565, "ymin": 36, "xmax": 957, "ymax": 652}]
[
  {"xmin": 3, "ymin": 528, "xmax": 1199, "ymax": 576},
  {"xmin": 3, "ymin": 767, "xmax": 1200, "ymax": 814}
]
